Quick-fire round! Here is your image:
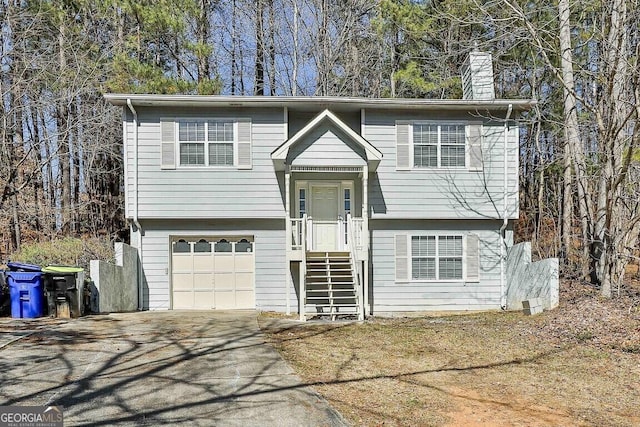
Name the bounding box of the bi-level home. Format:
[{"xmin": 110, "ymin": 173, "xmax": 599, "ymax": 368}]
[{"xmin": 105, "ymin": 52, "xmax": 534, "ymax": 320}]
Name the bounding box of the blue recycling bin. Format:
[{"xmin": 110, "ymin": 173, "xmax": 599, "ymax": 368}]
[
  {"xmin": 8, "ymin": 262, "xmax": 42, "ymax": 272},
  {"xmin": 7, "ymin": 272, "xmax": 44, "ymax": 318}
]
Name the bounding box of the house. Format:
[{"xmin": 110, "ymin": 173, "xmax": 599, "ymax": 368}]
[{"xmin": 105, "ymin": 52, "xmax": 535, "ymax": 320}]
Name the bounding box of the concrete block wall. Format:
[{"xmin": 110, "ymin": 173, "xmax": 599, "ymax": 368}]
[
  {"xmin": 89, "ymin": 242, "xmax": 138, "ymax": 313},
  {"xmin": 505, "ymin": 242, "xmax": 559, "ymax": 311}
]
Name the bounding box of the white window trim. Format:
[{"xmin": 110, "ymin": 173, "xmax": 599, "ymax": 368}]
[
  {"xmin": 295, "ymin": 181, "xmax": 308, "ymax": 218},
  {"xmin": 341, "ymin": 180, "xmax": 354, "ymax": 218},
  {"xmin": 175, "ymin": 118, "xmax": 239, "ymax": 168},
  {"xmin": 410, "ymin": 121, "xmax": 467, "ymax": 170},
  {"xmin": 408, "ymin": 233, "xmax": 465, "ymax": 282}
]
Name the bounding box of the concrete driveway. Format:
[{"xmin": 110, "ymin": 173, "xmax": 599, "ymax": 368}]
[{"xmin": 0, "ymin": 311, "xmax": 347, "ymax": 426}]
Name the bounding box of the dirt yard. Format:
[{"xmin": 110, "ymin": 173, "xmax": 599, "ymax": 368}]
[{"xmin": 260, "ymin": 281, "xmax": 640, "ymax": 426}]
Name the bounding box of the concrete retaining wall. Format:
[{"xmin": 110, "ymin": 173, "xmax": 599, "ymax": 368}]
[
  {"xmin": 89, "ymin": 242, "xmax": 138, "ymax": 313},
  {"xmin": 505, "ymin": 242, "xmax": 559, "ymax": 311}
]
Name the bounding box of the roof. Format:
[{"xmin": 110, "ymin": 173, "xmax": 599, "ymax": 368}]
[
  {"xmin": 104, "ymin": 94, "xmax": 535, "ymax": 112},
  {"xmin": 271, "ymin": 109, "xmax": 382, "ymax": 172}
]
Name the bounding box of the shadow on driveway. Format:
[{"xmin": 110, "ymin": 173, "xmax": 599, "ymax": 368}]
[{"xmin": 0, "ymin": 311, "xmax": 347, "ymax": 426}]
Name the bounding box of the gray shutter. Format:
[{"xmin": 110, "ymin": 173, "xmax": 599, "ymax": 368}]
[
  {"xmin": 467, "ymin": 123, "xmax": 483, "ymax": 171},
  {"xmin": 237, "ymin": 118, "xmax": 252, "ymax": 169},
  {"xmin": 395, "ymin": 234, "xmax": 409, "ymax": 281},
  {"xmin": 396, "ymin": 121, "xmax": 411, "ymax": 170},
  {"xmin": 160, "ymin": 118, "xmax": 176, "ymax": 170},
  {"xmin": 465, "ymin": 233, "xmax": 480, "ymax": 282}
]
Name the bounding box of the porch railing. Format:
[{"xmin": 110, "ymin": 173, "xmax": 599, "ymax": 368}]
[
  {"xmin": 291, "ymin": 216, "xmax": 304, "ymax": 252},
  {"xmin": 347, "ymin": 214, "xmax": 365, "ymax": 321},
  {"xmin": 349, "ymin": 216, "xmax": 365, "ymax": 253},
  {"xmin": 290, "ymin": 215, "xmax": 364, "ymax": 252}
]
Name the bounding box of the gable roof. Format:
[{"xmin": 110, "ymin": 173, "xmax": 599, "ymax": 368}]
[{"xmin": 271, "ymin": 109, "xmax": 382, "ymax": 172}]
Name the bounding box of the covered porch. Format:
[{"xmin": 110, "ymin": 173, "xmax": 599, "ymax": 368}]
[{"xmin": 271, "ymin": 109, "xmax": 382, "ymax": 320}]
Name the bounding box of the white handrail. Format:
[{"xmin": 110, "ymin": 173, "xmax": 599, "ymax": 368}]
[
  {"xmin": 300, "ymin": 214, "xmax": 307, "ymax": 321},
  {"xmin": 338, "ymin": 216, "xmax": 345, "ymax": 250},
  {"xmin": 305, "ymin": 216, "xmax": 313, "ymax": 251},
  {"xmin": 347, "ymin": 214, "xmax": 365, "ymax": 320}
]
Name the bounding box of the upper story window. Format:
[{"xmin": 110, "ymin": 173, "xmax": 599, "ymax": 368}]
[
  {"xmin": 396, "ymin": 121, "xmax": 482, "ymax": 172},
  {"xmin": 413, "ymin": 124, "xmax": 465, "ymax": 168},
  {"xmin": 178, "ymin": 120, "xmax": 234, "ymax": 166},
  {"xmin": 160, "ymin": 117, "xmax": 252, "ymax": 170}
]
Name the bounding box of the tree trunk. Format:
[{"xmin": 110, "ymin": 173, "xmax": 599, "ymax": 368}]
[
  {"xmin": 254, "ymin": 0, "xmax": 265, "ymax": 95},
  {"xmin": 595, "ymin": 0, "xmax": 629, "ymax": 297},
  {"xmin": 268, "ymin": 0, "xmax": 276, "ymax": 96},
  {"xmin": 558, "ymin": 0, "xmax": 590, "ymax": 279},
  {"xmin": 198, "ymin": 0, "xmax": 211, "ymax": 83}
]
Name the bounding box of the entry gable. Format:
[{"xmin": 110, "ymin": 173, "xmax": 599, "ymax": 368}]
[{"xmin": 271, "ymin": 109, "xmax": 382, "ymax": 171}]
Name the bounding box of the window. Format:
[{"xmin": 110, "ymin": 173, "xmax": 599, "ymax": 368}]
[
  {"xmin": 413, "ymin": 124, "xmax": 438, "ymax": 167},
  {"xmin": 178, "ymin": 120, "xmax": 234, "ymax": 166},
  {"xmin": 173, "ymin": 239, "xmax": 191, "ymax": 253},
  {"xmin": 413, "ymin": 124, "xmax": 466, "ymax": 168},
  {"xmin": 236, "ymin": 238, "xmax": 253, "ymax": 253},
  {"xmin": 194, "ymin": 239, "xmax": 211, "ymax": 253},
  {"xmin": 344, "ymin": 188, "xmax": 351, "ymax": 215},
  {"xmin": 411, "ymin": 235, "xmax": 462, "ymax": 280},
  {"xmin": 299, "ymin": 188, "xmax": 306, "ymax": 218},
  {"xmin": 215, "ymin": 238, "xmax": 233, "ymax": 252}
]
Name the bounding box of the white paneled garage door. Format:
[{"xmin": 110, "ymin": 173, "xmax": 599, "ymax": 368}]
[{"xmin": 171, "ymin": 237, "xmax": 255, "ymax": 309}]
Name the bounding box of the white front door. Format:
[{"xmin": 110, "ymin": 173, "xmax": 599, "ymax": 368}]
[{"xmin": 311, "ymin": 185, "xmax": 339, "ymax": 251}]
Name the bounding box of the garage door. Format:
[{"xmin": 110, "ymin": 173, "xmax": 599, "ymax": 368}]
[{"xmin": 171, "ymin": 237, "xmax": 255, "ymax": 310}]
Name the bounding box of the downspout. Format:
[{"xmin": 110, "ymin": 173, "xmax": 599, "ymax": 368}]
[
  {"xmin": 500, "ymin": 103, "xmax": 513, "ymax": 309},
  {"xmin": 127, "ymin": 99, "xmax": 143, "ymax": 310}
]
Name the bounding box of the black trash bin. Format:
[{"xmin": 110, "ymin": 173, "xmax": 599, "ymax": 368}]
[
  {"xmin": 0, "ymin": 269, "xmax": 9, "ymax": 316},
  {"xmin": 42, "ymin": 266, "xmax": 84, "ymax": 318}
]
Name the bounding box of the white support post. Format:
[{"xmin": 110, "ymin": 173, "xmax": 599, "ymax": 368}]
[
  {"xmin": 299, "ymin": 252, "xmax": 306, "ymax": 321},
  {"xmin": 300, "ymin": 214, "xmax": 307, "ymax": 321},
  {"xmin": 285, "ymin": 167, "xmax": 291, "ymax": 315},
  {"xmin": 362, "ymin": 165, "xmax": 369, "ymax": 316}
]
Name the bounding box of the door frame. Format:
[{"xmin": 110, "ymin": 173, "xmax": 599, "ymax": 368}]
[{"xmin": 294, "ymin": 180, "xmax": 354, "ymax": 219}]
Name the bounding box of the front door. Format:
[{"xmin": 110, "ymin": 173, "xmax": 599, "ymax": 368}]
[{"xmin": 311, "ymin": 184, "xmax": 339, "ymax": 251}]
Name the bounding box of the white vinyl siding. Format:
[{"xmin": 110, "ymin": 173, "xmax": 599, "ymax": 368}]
[
  {"xmin": 375, "ymin": 221, "xmax": 500, "ymax": 312},
  {"xmin": 289, "ymin": 121, "xmax": 366, "ymax": 167},
  {"xmin": 129, "ymin": 108, "xmax": 281, "ymax": 219},
  {"xmin": 138, "ymin": 219, "xmax": 288, "ymax": 311},
  {"xmin": 467, "ymin": 122, "xmax": 483, "ymax": 171},
  {"xmin": 368, "ymin": 110, "xmax": 517, "ymax": 220}
]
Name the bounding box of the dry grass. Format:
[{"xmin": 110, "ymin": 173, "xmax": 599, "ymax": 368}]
[{"xmin": 259, "ymin": 280, "xmax": 640, "ymax": 426}]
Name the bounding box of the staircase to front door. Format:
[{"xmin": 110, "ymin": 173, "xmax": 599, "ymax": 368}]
[{"xmin": 303, "ymin": 251, "xmax": 361, "ymax": 320}]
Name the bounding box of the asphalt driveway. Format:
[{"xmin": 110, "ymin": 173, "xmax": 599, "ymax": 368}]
[{"xmin": 0, "ymin": 311, "xmax": 347, "ymax": 426}]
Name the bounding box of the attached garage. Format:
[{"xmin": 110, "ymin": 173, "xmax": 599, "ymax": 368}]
[{"xmin": 171, "ymin": 236, "xmax": 255, "ymax": 310}]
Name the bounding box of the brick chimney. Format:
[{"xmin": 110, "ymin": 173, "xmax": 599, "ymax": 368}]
[{"xmin": 461, "ymin": 51, "xmax": 496, "ymax": 100}]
